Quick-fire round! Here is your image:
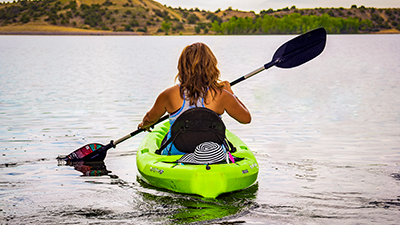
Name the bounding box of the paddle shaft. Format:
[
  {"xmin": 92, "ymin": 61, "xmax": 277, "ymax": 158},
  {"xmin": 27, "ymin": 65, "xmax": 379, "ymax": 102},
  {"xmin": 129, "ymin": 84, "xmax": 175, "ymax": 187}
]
[
  {"xmin": 113, "ymin": 115, "xmax": 169, "ymax": 146},
  {"xmin": 230, "ymin": 59, "xmax": 278, "ymax": 86}
]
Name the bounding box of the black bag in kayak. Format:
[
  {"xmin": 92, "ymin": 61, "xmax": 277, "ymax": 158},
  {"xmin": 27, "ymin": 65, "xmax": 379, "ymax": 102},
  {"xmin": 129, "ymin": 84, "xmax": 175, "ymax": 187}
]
[{"xmin": 156, "ymin": 107, "xmax": 234, "ymax": 155}]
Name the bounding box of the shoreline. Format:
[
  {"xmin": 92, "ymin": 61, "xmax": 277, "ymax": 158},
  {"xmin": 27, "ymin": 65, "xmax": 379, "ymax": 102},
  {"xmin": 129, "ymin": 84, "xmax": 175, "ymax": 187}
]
[
  {"xmin": 1, "ymin": 30, "xmax": 399, "ymax": 35},
  {"xmin": 0, "ymin": 30, "xmax": 144, "ymax": 36},
  {"xmin": 0, "ymin": 25, "xmax": 399, "ymax": 36}
]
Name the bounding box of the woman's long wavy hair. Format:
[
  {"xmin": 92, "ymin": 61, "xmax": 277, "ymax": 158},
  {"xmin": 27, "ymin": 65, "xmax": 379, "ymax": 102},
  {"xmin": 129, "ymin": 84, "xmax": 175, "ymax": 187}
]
[{"xmin": 175, "ymin": 42, "xmax": 224, "ymax": 105}]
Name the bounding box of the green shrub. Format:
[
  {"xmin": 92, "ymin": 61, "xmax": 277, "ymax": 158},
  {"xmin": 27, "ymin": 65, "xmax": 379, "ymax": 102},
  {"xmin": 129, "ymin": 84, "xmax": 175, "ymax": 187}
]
[
  {"xmin": 124, "ymin": 24, "xmax": 132, "ymax": 31},
  {"xmin": 20, "ymin": 14, "xmax": 30, "ymax": 23}
]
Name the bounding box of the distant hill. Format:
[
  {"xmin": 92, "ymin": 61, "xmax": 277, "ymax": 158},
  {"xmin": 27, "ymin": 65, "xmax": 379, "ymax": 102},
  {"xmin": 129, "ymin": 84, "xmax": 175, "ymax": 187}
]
[{"xmin": 1, "ymin": 0, "xmax": 399, "ymax": 35}]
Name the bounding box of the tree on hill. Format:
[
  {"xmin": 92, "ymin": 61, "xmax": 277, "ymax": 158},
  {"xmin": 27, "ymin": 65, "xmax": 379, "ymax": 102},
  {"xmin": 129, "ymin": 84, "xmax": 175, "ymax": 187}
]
[
  {"xmin": 161, "ymin": 20, "xmax": 171, "ymax": 34},
  {"xmin": 211, "ymin": 13, "xmax": 374, "ymax": 34}
]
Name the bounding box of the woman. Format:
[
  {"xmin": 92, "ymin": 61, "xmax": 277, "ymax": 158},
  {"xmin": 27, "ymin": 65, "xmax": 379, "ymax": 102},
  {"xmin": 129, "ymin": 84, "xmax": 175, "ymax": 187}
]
[{"xmin": 138, "ymin": 42, "xmax": 251, "ymax": 155}]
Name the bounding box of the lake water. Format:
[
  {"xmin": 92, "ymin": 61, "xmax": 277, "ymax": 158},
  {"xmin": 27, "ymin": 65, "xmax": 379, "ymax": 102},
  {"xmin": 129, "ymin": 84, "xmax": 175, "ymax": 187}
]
[{"xmin": 1, "ymin": 34, "xmax": 399, "ymax": 224}]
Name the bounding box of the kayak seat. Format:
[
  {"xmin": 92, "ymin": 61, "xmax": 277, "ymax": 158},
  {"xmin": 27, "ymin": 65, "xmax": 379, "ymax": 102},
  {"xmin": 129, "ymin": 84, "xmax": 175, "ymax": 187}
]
[{"xmin": 155, "ymin": 107, "xmax": 236, "ymax": 155}]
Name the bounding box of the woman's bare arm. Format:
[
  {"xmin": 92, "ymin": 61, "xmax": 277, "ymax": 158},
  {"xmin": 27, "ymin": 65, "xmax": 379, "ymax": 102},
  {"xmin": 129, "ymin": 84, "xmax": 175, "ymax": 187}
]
[
  {"xmin": 138, "ymin": 91, "xmax": 168, "ymax": 130},
  {"xmin": 221, "ymin": 81, "xmax": 251, "ymax": 124}
]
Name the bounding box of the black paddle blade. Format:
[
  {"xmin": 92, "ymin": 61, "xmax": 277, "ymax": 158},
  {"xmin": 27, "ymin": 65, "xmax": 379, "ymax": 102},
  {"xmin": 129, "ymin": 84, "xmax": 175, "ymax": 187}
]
[
  {"xmin": 273, "ymin": 28, "xmax": 327, "ymax": 69},
  {"xmin": 57, "ymin": 142, "xmax": 114, "ymax": 162}
]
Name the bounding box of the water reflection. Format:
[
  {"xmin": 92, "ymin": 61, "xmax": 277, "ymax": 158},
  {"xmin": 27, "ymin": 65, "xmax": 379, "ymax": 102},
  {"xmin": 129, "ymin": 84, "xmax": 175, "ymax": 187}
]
[
  {"xmin": 57, "ymin": 158, "xmax": 259, "ymax": 224},
  {"xmin": 59, "ymin": 160, "xmax": 113, "ymax": 177},
  {"xmin": 137, "ymin": 179, "xmax": 259, "ymax": 224}
]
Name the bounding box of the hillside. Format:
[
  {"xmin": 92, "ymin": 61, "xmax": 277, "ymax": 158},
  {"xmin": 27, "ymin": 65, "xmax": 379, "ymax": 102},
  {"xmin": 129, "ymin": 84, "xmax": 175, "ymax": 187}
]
[{"xmin": 0, "ymin": 0, "xmax": 399, "ymax": 35}]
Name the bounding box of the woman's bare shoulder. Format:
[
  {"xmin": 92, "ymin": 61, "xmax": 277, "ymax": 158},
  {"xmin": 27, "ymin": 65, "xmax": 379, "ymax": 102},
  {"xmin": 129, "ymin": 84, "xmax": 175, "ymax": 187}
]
[
  {"xmin": 159, "ymin": 85, "xmax": 182, "ymax": 113},
  {"xmin": 220, "ymin": 89, "xmax": 235, "ymax": 100},
  {"xmin": 160, "ymin": 84, "xmax": 180, "ymax": 96}
]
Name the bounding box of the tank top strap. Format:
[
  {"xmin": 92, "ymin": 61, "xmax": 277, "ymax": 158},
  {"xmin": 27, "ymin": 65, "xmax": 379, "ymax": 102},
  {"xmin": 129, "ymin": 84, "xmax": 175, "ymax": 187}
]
[{"xmin": 169, "ymin": 88, "xmax": 208, "ymax": 125}]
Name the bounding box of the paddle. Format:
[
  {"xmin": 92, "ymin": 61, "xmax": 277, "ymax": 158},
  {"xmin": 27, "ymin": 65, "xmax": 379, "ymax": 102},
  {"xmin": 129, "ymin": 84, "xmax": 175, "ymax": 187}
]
[
  {"xmin": 58, "ymin": 27, "xmax": 327, "ymax": 162},
  {"xmin": 230, "ymin": 27, "xmax": 327, "ymax": 85}
]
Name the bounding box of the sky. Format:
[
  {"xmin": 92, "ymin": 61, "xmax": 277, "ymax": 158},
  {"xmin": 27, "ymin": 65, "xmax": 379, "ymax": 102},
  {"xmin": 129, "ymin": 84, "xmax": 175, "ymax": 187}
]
[{"xmin": 158, "ymin": 0, "xmax": 400, "ymax": 12}]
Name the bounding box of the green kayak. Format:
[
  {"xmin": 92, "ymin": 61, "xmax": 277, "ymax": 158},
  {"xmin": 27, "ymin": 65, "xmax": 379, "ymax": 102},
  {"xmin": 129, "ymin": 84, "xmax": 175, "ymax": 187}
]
[{"xmin": 136, "ymin": 121, "xmax": 259, "ymax": 198}]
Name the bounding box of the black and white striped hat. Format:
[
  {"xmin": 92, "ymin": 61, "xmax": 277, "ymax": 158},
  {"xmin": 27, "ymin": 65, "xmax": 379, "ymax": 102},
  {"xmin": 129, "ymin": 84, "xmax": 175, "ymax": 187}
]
[{"xmin": 177, "ymin": 142, "xmax": 226, "ymax": 164}]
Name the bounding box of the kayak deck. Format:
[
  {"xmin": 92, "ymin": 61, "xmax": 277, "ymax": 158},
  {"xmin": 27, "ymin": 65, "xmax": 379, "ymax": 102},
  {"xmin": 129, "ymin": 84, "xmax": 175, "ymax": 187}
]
[{"xmin": 136, "ymin": 121, "xmax": 259, "ymax": 198}]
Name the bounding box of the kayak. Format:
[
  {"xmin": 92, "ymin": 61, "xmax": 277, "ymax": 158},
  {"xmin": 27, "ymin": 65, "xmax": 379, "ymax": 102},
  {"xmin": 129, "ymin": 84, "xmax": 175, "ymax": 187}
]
[{"xmin": 136, "ymin": 121, "xmax": 259, "ymax": 198}]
